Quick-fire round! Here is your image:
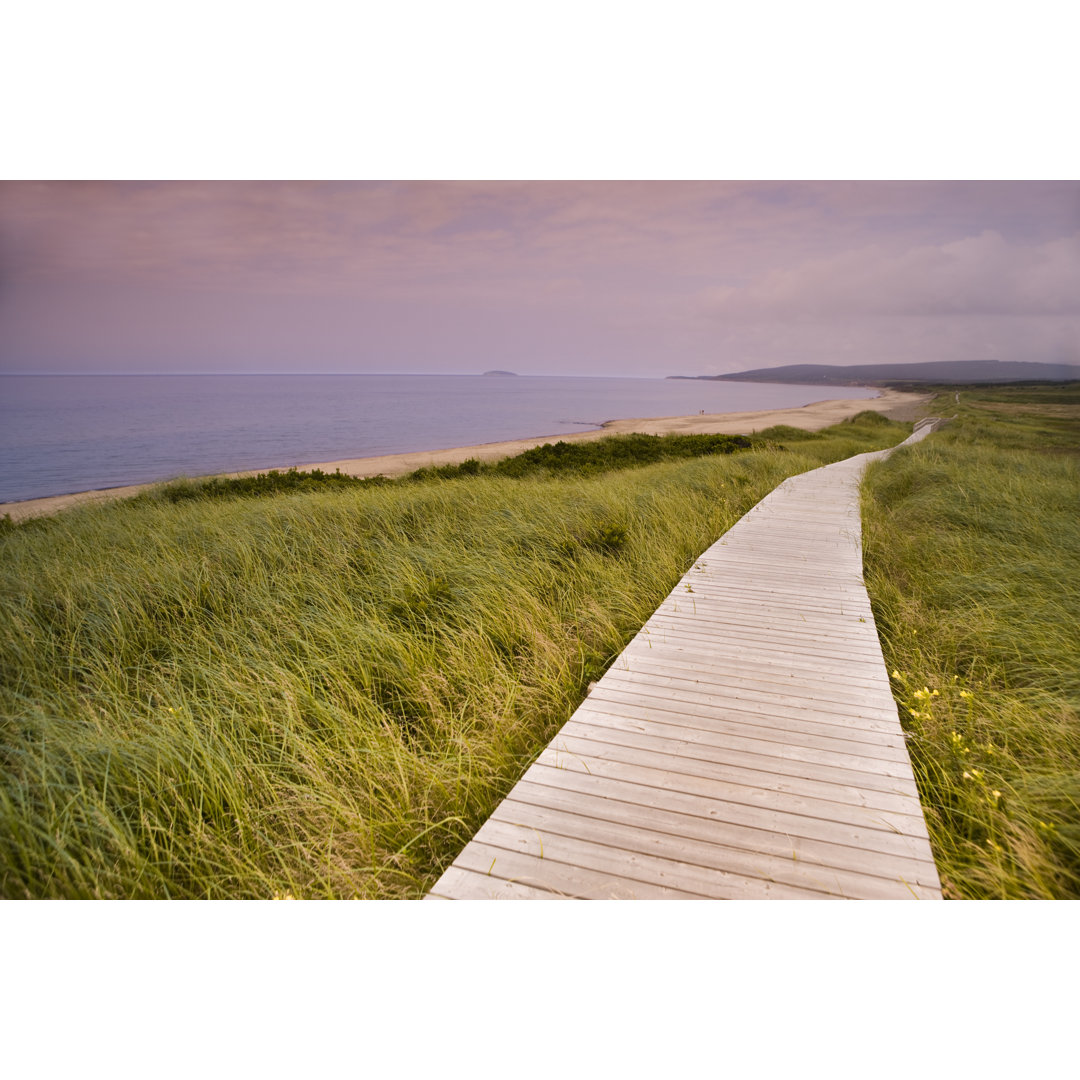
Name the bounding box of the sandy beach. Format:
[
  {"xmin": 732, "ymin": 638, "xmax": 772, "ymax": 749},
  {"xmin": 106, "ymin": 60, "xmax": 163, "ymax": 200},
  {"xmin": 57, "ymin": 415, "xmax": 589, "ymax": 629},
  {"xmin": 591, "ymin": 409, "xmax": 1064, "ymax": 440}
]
[{"xmin": 1, "ymin": 388, "xmax": 929, "ymax": 522}]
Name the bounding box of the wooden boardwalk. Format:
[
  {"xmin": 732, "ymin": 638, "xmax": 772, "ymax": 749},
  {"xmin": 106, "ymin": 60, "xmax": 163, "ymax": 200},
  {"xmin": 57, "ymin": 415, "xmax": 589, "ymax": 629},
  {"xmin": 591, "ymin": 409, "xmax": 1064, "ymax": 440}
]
[{"xmin": 428, "ymin": 424, "xmax": 944, "ymax": 899}]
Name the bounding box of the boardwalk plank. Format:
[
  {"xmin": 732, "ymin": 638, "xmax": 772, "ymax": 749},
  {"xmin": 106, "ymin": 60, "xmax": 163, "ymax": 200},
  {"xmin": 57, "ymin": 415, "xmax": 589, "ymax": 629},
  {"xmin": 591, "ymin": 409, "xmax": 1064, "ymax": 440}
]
[
  {"xmin": 635, "ymin": 607, "xmax": 880, "ymax": 640},
  {"xmin": 449, "ymin": 841, "xmax": 705, "ymax": 899},
  {"xmin": 652, "ymin": 605, "xmax": 880, "ymax": 643},
  {"xmin": 505, "ymin": 776, "xmax": 937, "ymax": 883},
  {"xmin": 608, "ymin": 654, "xmax": 902, "ymax": 715},
  {"xmin": 628, "ymin": 627, "xmax": 890, "ymax": 677},
  {"xmin": 592, "ymin": 670, "xmax": 902, "ymax": 728},
  {"xmin": 533, "ymin": 747, "xmax": 931, "ymax": 839},
  {"xmin": 541, "ymin": 734, "xmax": 927, "ymax": 819},
  {"xmin": 650, "ymin": 602, "xmax": 878, "ymax": 634},
  {"xmin": 489, "ymin": 799, "xmax": 937, "ymax": 899},
  {"xmin": 469, "ymin": 818, "xmax": 840, "ymax": 899},
  {"xmin": 581, "ymin": 690, "xmax": 908, "ymax": 751},
  {"xmin": 561, "ymin": 717, "xmax": 924, "ymax": 803},
  {"xmin": 646, "ymin": 614, "xmax": 887, "ymax": 657},
  {"xmin": 427, "ymin": 868, "xmax": 565, "ymax": 900},
  {"xmin": 519, "ymin": 764, "xmax": 935, "ymax": 861},
  {"xmin": 565, "ymin": 711, "xmax": 917, "ymax": 780},
  {"xmin": 621, "ymin": 640, "xmax": 895, "ymax": 692}
]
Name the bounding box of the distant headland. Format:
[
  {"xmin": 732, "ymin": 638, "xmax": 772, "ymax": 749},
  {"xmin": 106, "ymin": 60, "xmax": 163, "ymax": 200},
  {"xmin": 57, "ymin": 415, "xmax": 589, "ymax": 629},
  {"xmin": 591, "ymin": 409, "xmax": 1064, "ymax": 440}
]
[
  {"xmin": 668, "ymin": 360, "xmax": 1080, "ymax": 386},
  {"xmin": 482, "ymin": 370, "xmax": 518, "ymax": 376}
]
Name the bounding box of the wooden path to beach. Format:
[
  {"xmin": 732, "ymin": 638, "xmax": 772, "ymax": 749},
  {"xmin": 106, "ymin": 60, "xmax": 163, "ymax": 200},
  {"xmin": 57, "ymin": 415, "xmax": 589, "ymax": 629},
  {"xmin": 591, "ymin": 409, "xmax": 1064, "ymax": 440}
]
[{"xmin": 427, "ymin": 422, "xmax": 945, "ymax": 899}]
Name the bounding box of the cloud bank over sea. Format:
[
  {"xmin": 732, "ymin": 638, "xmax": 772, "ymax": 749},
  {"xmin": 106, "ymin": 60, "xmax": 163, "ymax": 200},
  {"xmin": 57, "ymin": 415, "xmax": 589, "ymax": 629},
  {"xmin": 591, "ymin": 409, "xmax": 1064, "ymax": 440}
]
[{"xmin": 2, "ymin": 181, "xmax": 1077, "ymax": 376}]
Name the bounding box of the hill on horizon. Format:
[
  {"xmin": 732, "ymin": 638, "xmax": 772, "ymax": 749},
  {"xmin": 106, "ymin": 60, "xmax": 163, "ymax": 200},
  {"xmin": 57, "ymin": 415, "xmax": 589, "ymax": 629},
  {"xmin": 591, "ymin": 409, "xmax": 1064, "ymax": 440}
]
[{"xmin": 670, "ymin": 360, "xmax": 1080, "ymax": 386}]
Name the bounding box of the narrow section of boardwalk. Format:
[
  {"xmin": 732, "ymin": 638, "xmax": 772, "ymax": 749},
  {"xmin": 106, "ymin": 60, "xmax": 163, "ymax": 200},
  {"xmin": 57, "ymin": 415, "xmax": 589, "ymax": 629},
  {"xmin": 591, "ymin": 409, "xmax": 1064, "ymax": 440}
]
[{"xmin": 428, "ymin": 424, "xmax": 944, "ymax": 899}]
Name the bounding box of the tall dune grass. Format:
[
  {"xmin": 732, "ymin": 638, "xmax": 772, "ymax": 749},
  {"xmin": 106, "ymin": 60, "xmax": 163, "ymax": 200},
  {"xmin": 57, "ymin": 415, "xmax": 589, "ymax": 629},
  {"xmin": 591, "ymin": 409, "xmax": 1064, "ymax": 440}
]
[
  {"xmin": 862, "ymin": 387, "xmax": 1080, "ymax": 898},
  {"xmin": 1, "ymin": 420, "xmax": 904, "ymax": 898}
]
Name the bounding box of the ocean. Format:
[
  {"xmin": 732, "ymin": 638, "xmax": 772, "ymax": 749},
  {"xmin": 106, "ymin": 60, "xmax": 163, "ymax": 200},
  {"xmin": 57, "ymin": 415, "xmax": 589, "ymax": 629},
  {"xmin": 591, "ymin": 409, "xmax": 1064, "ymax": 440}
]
[{"xmin": 0, "ymin": 374, "xmax": 877, "ymax": 505}]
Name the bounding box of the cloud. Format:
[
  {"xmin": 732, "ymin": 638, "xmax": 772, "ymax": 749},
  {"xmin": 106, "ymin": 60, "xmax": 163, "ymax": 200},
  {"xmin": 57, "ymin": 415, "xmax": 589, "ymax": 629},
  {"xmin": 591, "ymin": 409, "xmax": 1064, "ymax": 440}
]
[
  {"xmin": 2, "ymin": 181, "xmax": 1078, "ymax": 374},
  {"xmin": 700, "ymin": 230, "xmax": 1080, "ymax": 320}
]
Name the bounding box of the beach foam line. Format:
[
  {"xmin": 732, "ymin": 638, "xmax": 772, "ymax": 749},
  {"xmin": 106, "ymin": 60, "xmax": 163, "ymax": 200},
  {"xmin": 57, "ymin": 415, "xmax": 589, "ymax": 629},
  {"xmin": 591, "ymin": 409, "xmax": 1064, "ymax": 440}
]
[{"xmin": 0, "ymin": 389, "xmax": 929, "ymax": 523}]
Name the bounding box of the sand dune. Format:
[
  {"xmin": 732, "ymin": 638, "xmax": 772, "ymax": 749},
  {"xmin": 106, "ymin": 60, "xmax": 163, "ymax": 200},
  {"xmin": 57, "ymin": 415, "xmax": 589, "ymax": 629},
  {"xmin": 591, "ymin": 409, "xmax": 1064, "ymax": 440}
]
[{"xmin": 1, "ymin": 389, "xmax": 929, "ymax": 522}]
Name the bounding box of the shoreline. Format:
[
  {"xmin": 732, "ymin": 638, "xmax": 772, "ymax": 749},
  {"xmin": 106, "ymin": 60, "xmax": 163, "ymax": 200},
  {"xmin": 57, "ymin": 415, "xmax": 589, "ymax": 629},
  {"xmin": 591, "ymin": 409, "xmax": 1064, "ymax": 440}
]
[{"xmin": 1, "ymin": 388, "xmax": 929, "ymax": 522}]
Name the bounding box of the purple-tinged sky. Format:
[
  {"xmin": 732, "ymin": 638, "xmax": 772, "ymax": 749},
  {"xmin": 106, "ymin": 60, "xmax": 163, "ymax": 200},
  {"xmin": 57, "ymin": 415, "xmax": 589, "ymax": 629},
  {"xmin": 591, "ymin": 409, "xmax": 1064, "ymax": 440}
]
[{"xmin": 1, "ymin": 180, "xmax": 1077, "ymax": 377}]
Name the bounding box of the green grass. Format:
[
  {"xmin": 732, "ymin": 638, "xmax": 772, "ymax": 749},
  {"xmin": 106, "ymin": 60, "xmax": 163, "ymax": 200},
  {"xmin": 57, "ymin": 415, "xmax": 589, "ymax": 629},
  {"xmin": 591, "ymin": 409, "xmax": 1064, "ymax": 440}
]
[
  {"xmin": 862, "ymin": 384, "xmax": 1080, "ymax": 898},
  {"xmin": 408, "ymin": 431, "xmax": 756, "ymax": 482},
  {"xmin": 1, "ymin": 417, "xmax": 906, "ymax": 899},
  {"xmin": 123, "ymin": 432, "xmax": 758, "ymax": 506},
  {"xmin": 146, "ymin": 466, "xmax": 391, "ymax": 503}
]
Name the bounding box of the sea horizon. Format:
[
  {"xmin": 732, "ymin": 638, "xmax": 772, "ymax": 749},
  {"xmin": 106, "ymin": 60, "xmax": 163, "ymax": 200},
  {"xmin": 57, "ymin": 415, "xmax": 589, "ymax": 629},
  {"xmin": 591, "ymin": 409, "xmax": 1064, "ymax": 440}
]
[{"xmin": 1, "ymin": 370, "xmax": 712, "ymax": 380}]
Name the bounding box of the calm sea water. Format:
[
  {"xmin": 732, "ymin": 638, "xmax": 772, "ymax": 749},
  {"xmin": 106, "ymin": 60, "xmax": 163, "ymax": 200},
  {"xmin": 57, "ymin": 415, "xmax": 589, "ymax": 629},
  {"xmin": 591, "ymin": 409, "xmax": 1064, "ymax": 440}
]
[{"xmin": 0, "ymin": 374, "xmax": 876, "ymax": 504}]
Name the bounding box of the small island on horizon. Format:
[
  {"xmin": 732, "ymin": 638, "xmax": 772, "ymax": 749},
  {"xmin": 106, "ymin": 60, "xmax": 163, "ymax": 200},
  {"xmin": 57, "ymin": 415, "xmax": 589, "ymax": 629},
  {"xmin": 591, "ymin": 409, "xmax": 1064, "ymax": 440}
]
[{"xmin": 482, "ymin": 369, "xmax": 519, "ymax": 377}]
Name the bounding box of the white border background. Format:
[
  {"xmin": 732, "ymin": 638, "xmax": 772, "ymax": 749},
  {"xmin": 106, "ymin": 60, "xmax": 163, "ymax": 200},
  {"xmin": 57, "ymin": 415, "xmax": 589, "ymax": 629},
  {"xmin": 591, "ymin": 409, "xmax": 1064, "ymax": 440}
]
[{"xmin": 4, "ymin": 2, "xmax": 1076, "ymax": 1075}]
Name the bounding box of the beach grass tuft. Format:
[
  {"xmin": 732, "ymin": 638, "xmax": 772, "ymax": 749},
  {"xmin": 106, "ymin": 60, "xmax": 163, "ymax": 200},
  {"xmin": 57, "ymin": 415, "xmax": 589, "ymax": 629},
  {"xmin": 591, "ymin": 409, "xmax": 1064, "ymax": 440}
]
[{"xmin": 862, "ymin": 384, "xmax": 1080, "ymax": 898}]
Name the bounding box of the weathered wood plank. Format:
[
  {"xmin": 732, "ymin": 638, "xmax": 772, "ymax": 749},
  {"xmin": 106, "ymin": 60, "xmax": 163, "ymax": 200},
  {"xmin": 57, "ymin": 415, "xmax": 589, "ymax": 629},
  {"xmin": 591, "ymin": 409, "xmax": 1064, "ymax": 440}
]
[
  {"xmin": 648, "ymin": 600, "xmax": 879, "ymax": 630},
  {"xmin": 645, "ymin": 613, "xmax": 887, "ymax": 657},
  {"xmin": 587, "ymin": 673, "xmax": 898, "ymax": 734},
  {"xmin": 504, "ymin": 777, "xmax": 937, "ymax": 884},
  {"xmin": 533, "ymin": 747, "xmax": 932, "ymax": 839},
  {"xmin": 444, "ymin": 840, "xmax": 705, "ymax": 899},
  {"xmin": 621, "ymin": 639, "xmax": 895, "ymax": 692},
  {"xmin": 582, "ymin": 689, "xmax": 908, "ymax": 750},
  {"xmin": 651, "ymin": 603, "xmax": 878, "ymax": 637},
  {"xmin": 427, "ymin": 867, "xmax": 566, "ymax": 900},
  {"xmin": 593, "ymin": 669, "xmax": 902, "ymax": 727},
  {"xmin": 607, "ymin": 654, "xmax": 902, "ymax": 714},
  {"xmin": 661, "ymin": 581, "xmax": 875, "ymax": 608},
  {"xmin": 543, "ymin": 732, "xmax": 926, "ymax": 817},
  {"xmin": 468, "ymin": 818, "xmax": 841, "ymax": 899},
  {"xmin": 629, "ymin": 626, "xmax": 888, "ymax": 673},
  {"xmin": 488, "ymin": 800, "xmax": 938, "ymax": 899},
  {"xmin": 653, "ymin": 603, "xmax": 880, "ymax": 642},
  {"xmin": 519, "ymin": 763, "xmax": 935, "ymax": 860},
  {"xmin": 565, "ymin": 710, "xmax": 917, "ymax": 780},
  {"xmin": 558, "ymin": 719, "xmax": 924, "ymax": 806}
]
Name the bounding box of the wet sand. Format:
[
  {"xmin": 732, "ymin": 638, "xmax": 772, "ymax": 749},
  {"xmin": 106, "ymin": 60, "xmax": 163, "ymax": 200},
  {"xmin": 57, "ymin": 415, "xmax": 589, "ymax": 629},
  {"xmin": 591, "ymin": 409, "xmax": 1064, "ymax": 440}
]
[{"xmin": 1, "ymin": 388, "xmax": 929, "ymax": 522}]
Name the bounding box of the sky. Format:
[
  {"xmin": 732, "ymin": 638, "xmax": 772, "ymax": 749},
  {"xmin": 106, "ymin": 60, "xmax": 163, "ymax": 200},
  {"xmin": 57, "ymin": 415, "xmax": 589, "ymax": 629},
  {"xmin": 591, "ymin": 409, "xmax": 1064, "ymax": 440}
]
[{"xmin": 2, "ymin": 180, "xmax": 1077, "ymax": 378}]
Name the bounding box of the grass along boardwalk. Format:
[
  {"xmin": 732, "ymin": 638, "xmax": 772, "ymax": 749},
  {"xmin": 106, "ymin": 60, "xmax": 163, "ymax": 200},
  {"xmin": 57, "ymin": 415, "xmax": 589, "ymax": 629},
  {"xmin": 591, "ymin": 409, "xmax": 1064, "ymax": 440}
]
[{"xmin": 428, "ymin": 423, "xmax": 945, "ymax": 899}]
